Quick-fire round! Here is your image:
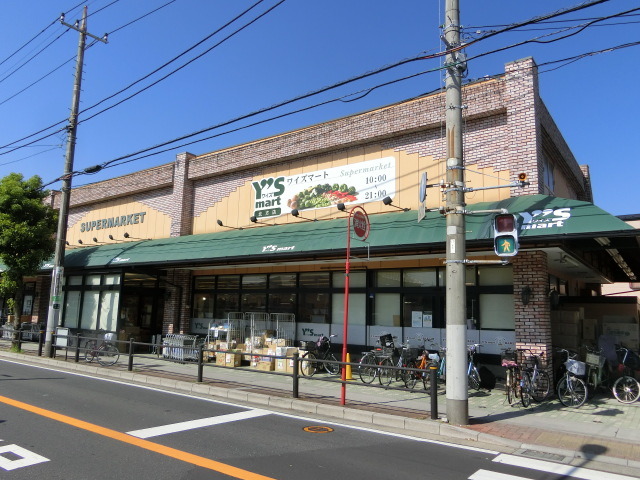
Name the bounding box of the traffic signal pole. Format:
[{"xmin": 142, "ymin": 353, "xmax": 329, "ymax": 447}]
[{"xmin": 443, "ymin": 0, "xmax": 468, "ymax": 426}]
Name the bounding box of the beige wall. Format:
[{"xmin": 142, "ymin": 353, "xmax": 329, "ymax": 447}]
[
  {"xmin": 192, "ymin": 146, "xmax": 512, "ymax": 235},
  {"xmin": 66, "ymin": 199, "xmax": 171, "ymax": 245}
]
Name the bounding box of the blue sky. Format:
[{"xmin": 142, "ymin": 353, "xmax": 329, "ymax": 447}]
[{"xmin": 0, "ymin": 0, "xmax": 637, "ymax": 215}]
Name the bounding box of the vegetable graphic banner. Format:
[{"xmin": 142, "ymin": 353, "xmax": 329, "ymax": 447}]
[{"xmin": 251, "ymin": 157, "xmax": 396, "ymax": 219}]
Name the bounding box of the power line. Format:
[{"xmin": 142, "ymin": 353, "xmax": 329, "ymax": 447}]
[{"xmin": 0, "ymin": 0, "xmax": 274, "ymax": 153}]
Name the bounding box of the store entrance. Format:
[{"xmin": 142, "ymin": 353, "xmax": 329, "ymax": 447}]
[{"xmin": 119, "ymin": 273, "xmax": 165, "ymax": 344}]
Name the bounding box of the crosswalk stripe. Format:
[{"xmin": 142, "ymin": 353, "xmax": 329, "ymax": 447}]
[
  {"xmin": 126, "ymin": 409, "xmax": 271, "ymax": 439},
  {"xmin": 493, "ymin": 454, "xmax": 638, "ymax": 480},
  {"xmin": 470, "ymin": 469, "xmax": 532, "ymax": 480}
]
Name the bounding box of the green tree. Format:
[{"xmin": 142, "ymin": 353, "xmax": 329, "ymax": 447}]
[{"xmin": 0, "ymin": 173, "xmax": 57, "ymax": 348}]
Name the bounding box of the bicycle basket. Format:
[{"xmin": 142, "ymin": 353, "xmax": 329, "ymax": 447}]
[
  {"xmin": 316, "ymin": 336, "xmax": 329, "ymax": 350},
  {"xmin": 565, "ymin": 358, "xmax": 586, "ymax": 376},
  {"xmin": 501, "ymin": 349, "xmax": 520, "ymax": 368},
  {"xmin": 103, "ymin": 332, "xmax": 116, "ymax": 342},
  {"xmin": 585, "ymin": 352, "xmax": 606, "ymax": 368},
  {"xmin": 299, "ymin": 340, "xmax": 316, "ymax": 351},
  {"xmin": 379, "ymin": 334, "xmax": 394, "ymax": 349}
]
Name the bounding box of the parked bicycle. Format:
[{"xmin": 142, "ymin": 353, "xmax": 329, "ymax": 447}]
[
  {"xmin": 519, "ymin": 349, "xmax": 551, "ymax": 406},
  {"xmin": 612, "ymin": 347, "xmax": 640, "ymax": 404},
  {"xmin": 84, "ymin": 332, "xmax": 120, "ymax": 366},
  {"xmin": 300, "ymin": 334, "xmax": 340, "ymax": 377},
  {"xmin": 404, "ymin": 336, "xmax": 438, "ymax": 390},
  {"xmin": 556, "ymin": 348, "xmax": 588, "ymax": 407},
  {"xmin": 358, "ymin": 334, "xmax": 395, "ymax": 385},
  {"xmin": 584, "ymin": 346, "xmax": 610, "ymax": 397},
  {"xmin": 502, "ymin": 348, "xmax": 523, "ymax": 405},
  {"xmin": 378, "ymin": 341, "xmax": 418, "ymax": 387},
  {"xmin": 421, "ymin": 343, "xmax": 481, "ymax": 393}
]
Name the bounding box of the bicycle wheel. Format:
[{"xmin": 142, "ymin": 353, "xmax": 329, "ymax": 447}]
[
  {"xmin": 324, "ymin": 352, "xmax": 340, "ymax": 375},
  {"xmin": 378, "ymin": 357, "xmax": 394, "ymax": 386},
  {"xmin": 300, "ymin": 352, "xmax": 317, "ymax": 377},
  {"xmin": 96, "ymin": 344, "xmax": 119, "ymax": 366},
  {"xmin": 468, "ymin": 365, "xmax": 481, "ymax": 391},
  {"xmin": 506, "ymin": 368, "xmax": 520, "ymax": 405},
  {"xmin": 557, "ymin": 375, "xmax": 587, "ymax": 407},
  {"xmin": 521, "ymin": 371, "xmax": 532, "ymax": 407},
  {"xmin": 358, "ymin": 353, "xmax": 377, "ymax": 383},
  {"xmin": 612, "ymin": 375, "xmax": 640, "ymax": 404},
  {"xmin": 530, "ymin": 370, "xmax": 550, "ymax": 402},
  {"xmin": 84, "ymin": 340, "xmax": 98, "ymax": 362},
  {"xmin": 403, "ymin": 360, "xmax": 419, "ymax": 389}
]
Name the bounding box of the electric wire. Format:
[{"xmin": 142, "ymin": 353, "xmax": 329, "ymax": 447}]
[
  {"xmin": 0, "ymin": 0, "xmax": 272, "ymax": 152},
  {"xmin": 4, "ymin": 0, "xmax": 632, "ymax": 184},
  {"xmin": 0, "ymin": 0, "xmax": 614, "ymax": 158}
]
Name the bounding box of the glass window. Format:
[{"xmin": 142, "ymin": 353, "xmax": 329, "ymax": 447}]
[
  {"xmin": 299, "ymin": 272, "xmax": 330, "ymax": 288},
  {"xmin": 269, "ymin": 274, "xmax": 296, "ymax": 288},
  {"xmin": 241, "ymin": 293, "xmax": 266, "ymax": 311},
  {"xmin": 80, "ymin": 291, "xmax": 99, "ymax": 329},
  {"xmin": 332, "ymin": 271, "xmax": 366, "ymax": 288},
  {"xmin": 217, "ymin": 275, "xmax": 240, "ymax": 289},
  {"xmin": 21, "ymin": 295, "xmax": 34, "ymax": 315},
  {"xmin": 373, "ymin": 293, "xmax": 400, "ymax": 326},
  {"xmin": 376, "ymin": 270, "xmax": 401, "ymax": 287},
  {"xmin": 214, "ymin": 293, "xmax": 239, "ymax": 319},
  {"xmin": 103, "ymin": 273, "xmax": 121, "ymax": 285},
  {"xmin": 479, "ymin": 294, "xmax": 514, "ymax": 329},
  {"xmin": 268, "ymin": 292, "xmax": 296, "ymax": 314},
  {"xmin": 402, "ymin": 294, "xmax": 434, "ymax": 328},
  {"xmin": 86, "ymin": 275, "xmax": 102, "ymax": 286},
  {"xmin": 403, "ymin": 269, "xmax": 437, "ymax": 287},
  {"xmin": 63, "ymin": 291, "xmax": 81, "ymax": 328},
  {"xmin": 478, "ymin": 266, "xmax": 513, "ymax": 286},
  {"xmin": 299, "ymin": 292, "xmax": 329, "ymax": 323},
  {"xmin": 465, "ymin": 266, "xmax": 477, "ymax": 286},
  {"xmin": 242, "ymin": 274, "xmax": 267, "ymax": 289},
  {"xmin": 332, "ymin": 293, "xmax": 366, "ymax": 325},
  {"xmin": 99, "ymin": 291, "xmax": 119, "ymax": 331},
  {"xmin": 193, "ymin": 293, "xmax": 214, "ymax": 318},
  {"xmin": 67, "ymin": 276, "xmax": 83, "ymax": 286},
  {"xmin": 194, "ymin": 276, "xmax": 215, "ymax": 290}
]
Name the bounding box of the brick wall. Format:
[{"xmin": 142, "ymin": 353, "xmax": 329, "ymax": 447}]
[
  {"xmin": 512, "ymin": 251, "xmax": 553, "ymax": 371},
  {"xmin": 170, "ymin": 152, "xmax": 196, "ymax": 236},
  {"xmin": 162, "ymin": 269, "xmax": 192, "ymax": 334}
]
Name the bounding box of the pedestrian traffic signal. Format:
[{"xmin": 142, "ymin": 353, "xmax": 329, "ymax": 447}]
[{"xmin": 493, "ymin": 213, "xmax": 518, "ymax": 257}]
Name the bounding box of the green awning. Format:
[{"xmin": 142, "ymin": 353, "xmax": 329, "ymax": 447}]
[{"xmin": 53, "ymin": 195, "xmax": 634, "ymax": 271}]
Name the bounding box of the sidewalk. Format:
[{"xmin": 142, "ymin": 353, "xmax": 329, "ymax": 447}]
[{"xmin": 2, "ymin": 344, "xmax": 640, "ymax": 475}]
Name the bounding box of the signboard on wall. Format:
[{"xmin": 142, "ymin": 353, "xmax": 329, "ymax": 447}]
[{"xmin": 251, "ymin": 157, "xmax": 396, "ymax": 220}]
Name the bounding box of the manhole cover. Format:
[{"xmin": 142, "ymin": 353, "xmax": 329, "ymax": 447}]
[{"xmin": 303, "ymin": 426, "xmax": 334, "ymax": 433}]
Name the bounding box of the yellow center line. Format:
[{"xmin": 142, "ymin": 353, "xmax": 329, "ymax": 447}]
[{"xmin": 0, "ymin": 394, "xmax": 276, "ymax": 480}]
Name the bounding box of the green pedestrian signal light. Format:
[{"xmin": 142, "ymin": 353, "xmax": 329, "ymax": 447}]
[{"xmin": 493, "ymin": 213, "xmax": 519, "ymax": 257}]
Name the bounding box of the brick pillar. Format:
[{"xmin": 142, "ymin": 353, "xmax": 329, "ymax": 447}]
[
  {"xmin": 34, "ymin": 275, "xmax": 51, "ymax": 324},
  {"xmin": 512, "ymin": 251, "xmax": 553, "ymax": 371},
  {"xmin": 163, "ymin": 269, "xmax": 192, "ymax": 334},
  {"xmin": 504, "ymin": 57, "xmax": 541, "ymax": 197},
  {"xmin": 170, "ymin": 152, "xmax": 196, "ymax": 237}
]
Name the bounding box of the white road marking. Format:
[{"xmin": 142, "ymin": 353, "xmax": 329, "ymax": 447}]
[
  {"xmin": 493, "ymin": 454, "xmax": 638, "ymax": 480},
  {"xmin": 126, "ymin": 409, "xmax": 271, "ymax": 438},
  {"xmin": 470, "ymin": 469, "xmax": 532, "ymax": 480},
  {"xmin": 0, "ymin": 444, "xmax": 49, "ymax": 471}
]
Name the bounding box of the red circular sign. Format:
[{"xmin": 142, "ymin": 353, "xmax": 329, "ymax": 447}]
[{"xmin": 352, "ymin": 209, "xmax": 370, "ymax": 240}]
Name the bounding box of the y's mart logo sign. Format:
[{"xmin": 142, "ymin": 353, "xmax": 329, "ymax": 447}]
[{"xmin": 252, "ymin": 177, "xmax": 286, "ymax": 219}]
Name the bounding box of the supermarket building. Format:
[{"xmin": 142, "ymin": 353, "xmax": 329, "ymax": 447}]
[{"xmin": 8, "ymin": 57, "xmax": 640, "ymax": 365}]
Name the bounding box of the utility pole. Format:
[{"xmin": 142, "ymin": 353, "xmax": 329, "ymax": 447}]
[
  {"xmin": 44, "ymin": 8, "xmax": 107, "ymax": 357},
  {"xmin": 443, "ymin": 0, "xmax": 468, "ymax": 425}
]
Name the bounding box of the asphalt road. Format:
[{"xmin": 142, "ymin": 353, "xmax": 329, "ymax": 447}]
[{"xmin": 0, "ymin": 360, "xmax": 635, "ymax": 480}]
